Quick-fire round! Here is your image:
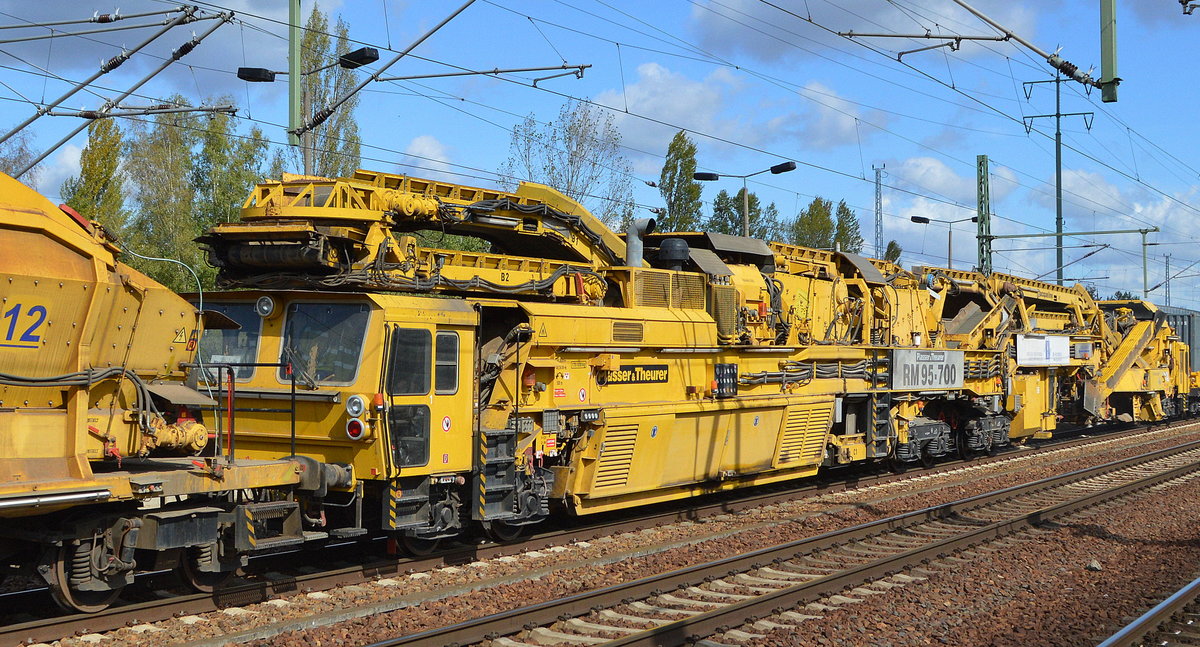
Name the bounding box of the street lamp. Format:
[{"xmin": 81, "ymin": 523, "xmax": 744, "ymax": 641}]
[
  {"xmin": 910, "ymin": 215, "xmax": 978, "ymax": 269},
  {"xmin": 237, "ymin": 47, "xmax": 380, "ymax": 174},
  {"xmin": 694, "ymin": 160, "xmax": 796, "ymax": 237},
  {"xmin": 236, "ymin": 47, "xmax": 380, "ymax": 83}
]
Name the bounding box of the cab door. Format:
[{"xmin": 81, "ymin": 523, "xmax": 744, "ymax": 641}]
[{"xmin": 383, "ymin": 325, "xmax": 472, "ymax": 477}]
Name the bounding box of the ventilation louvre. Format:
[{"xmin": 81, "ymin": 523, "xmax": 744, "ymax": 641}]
[
  {"xmin": 612, "ymin": 321, "xmax": 644, "ymax": 342},
  {"xmin": 636, "ymin": 271, "xmax": 671, "ymax": 308},
  {"xmin": 672, "ymin": 274, "xmax": 706, "ymax": 309},
  {"xmin": 776, "ymin": 405, "xmax": 832, "ymax": 466},
  {"xmin": 709, "ymin": 285, "xmax": 738, "ymax": 338},
  {"xmin": 593, "ymin": 423, "xmax": 639, "ymax": 489}
]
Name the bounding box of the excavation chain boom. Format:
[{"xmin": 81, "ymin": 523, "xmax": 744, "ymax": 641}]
[{"xmin": 198, "ymin": 170, "xmax": 626, "ymax": 301}]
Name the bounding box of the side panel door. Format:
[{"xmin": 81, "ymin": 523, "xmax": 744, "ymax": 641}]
[{"xmin": 384, "ymin": 325, "xmax": 474, "ymax": 476}]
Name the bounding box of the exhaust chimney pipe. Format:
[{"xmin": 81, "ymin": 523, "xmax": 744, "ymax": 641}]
[{"xmin": 625, "ymin": 217, "xmax": 656, "ymax": 267}]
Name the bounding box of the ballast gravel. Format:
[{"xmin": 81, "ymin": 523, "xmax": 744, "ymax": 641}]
[{"xmin": 37, "ymin": 424, "xmax": 1200, "ymax": 647}]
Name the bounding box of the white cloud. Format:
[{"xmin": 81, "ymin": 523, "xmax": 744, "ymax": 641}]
[
  {"xmin": 790, "ymin": 81, "xmax": 884, "ymax": 151},
  {"xmin": 0, "ymin": 1, "xmax": 295, "ymax": 109},
  {"xmin": 596, "ymin": 62, "xmax": 736, "ymax": 152},
  {"xmin": 400, "ymin": 134, "xmax": 451, "ymax": 178},
  {"xmin": 33, "ymin": 144, "xmax": 81, "ymax": 202},
  {"xmin": 592, "ymin": 63, "xmax": 881, "ymax": 178},
  {"xmin": 891, "ymin": 156, "xmax": 1017, "ymax": 206}
]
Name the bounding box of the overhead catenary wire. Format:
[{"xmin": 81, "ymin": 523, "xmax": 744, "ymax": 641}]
[
  {"xmin": 4, "ymin": 2, "xmax": 1191, "ymax": 298},
  {"xmin": 142, "ymin": 0, "xmax": 1196, "ymax": 242},
  {"xmin": 0, "ymin": 6, "xmax": 182, "ymax": 30},
  {"xmin": 135, "ymin": 0, "xmax": 1182, "ymax": 246},
  {"xmin": 0, "ymin": 6, "xmax": 204, "ymax": 146},
  {"xmin": 13, "ymin": 11, "xmax": 234, "ymax": 179}
]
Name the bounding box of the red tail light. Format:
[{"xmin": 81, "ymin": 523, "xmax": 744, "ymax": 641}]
[{"xmin": 346, "ymin": 418, "xmax": 370, "ymax": 441}]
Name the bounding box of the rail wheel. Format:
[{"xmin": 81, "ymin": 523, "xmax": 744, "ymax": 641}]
[
  {"xmin": 399, "ymin": 534, "xmax": 443, "ymax": 556},
  {"xmin": 957, "ymin": 432, "xmax": 977, "ymax": 461},
  {"xmin": 919, "ymin": 445, "xmax": 937, "ymax": 469},
  {"xmin": 481, "ymin": 520, "xmax": 524, "ymax": 543},
  {"xmin": 886, "ymin": 454, "xmax": 907, "ymax": 474},
  {"xmin": 48, "ymin": 542, "xmax": 123, "ymax": 613},
  {"xmin": 178, "ymin": 544, "xmax": 232, "ymax": 593}
]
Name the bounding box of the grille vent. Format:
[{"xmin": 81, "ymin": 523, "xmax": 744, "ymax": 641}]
[
  {"xmin": 636, "ymin": 271, "xmax": 671, "ymax": 308},
  {"xmin": 593, "ymin": 423, "xmax": 639, "ymax": 489},
  {"xmin": 709, "ymin": 286, "xmax": 738, "ymax": 337},
  {"xmin": 776, "ymin": 405, "xmax": 832, "ymax": 465},
  {"xmin": 672, "ymin": 274, "xmax": 706, "ymax": 309},
  {"xmin": 612, "ymin": 321, "xmax": 644, "ymax": 342}
]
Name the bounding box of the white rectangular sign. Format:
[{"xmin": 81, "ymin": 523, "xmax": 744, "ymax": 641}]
[
  {"xmin": 1016, "ymin": 334, "xmax": 1071, "ymax": 366},
  {"xmin": 891, "ymin": 349, "xmax": 965, "ymax": 390}
]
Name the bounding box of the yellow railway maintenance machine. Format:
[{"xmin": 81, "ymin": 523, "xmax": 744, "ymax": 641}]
[
  {"xmin": 197, "ymin": 170, "xmax": 1019, "ymax": 549},
  {"xmin": 0, "ymin": 174, "xmax": 333, "ymax": 612},
  {"xmin": 914, "ymin": 266, "xmax": 1190, "ymax": 434}
]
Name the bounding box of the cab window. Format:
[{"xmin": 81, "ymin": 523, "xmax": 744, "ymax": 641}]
[
  {"xmin": 198, "ymin": 303, "xmax": 261, "ymax": 380},
  {"xmin": 278, "ymin": 303, "xmax": 369, "ymax": 386},
  {"xmin": 387, "ymin": 328, "xmax": 431, "ymax": 395},
  {"xmin": 435, "ymin": 332, "xmax": 459, "ymax": 395}
]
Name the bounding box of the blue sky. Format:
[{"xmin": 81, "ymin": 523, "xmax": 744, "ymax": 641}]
[{"xmin": 3, "ymin": 1, "xmax": 1199, "ymax": 306}]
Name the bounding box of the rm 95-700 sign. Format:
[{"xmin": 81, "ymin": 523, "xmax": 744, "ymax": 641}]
[{"xmin": 890, "ymin": 349, "xmax": 965, "ymax": 390}]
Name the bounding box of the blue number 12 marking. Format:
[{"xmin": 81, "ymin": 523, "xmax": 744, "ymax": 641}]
[{"xmin": 2, "ymin": 304, "xmax": 47, "ymax": 348}]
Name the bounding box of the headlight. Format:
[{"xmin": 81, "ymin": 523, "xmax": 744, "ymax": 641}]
[
  {"xmin": 255, "ymin": 296, "xmax": 276, "ymax": 318},
  {"xmin": 346, "ymin": 394, "xmax": 367, "ymax": 418}
]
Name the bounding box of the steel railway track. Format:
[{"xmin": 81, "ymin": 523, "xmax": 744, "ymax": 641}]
[
  {"xmin": 366, "ymin": 440, "xmax": 1200, "ymax": 647},
  {"xmin": 1098, "ymin": 573, "xmax": 1200, "ymax": 647},
  {"xmin": 1, "ymin": 420, "xmax": 1190, "ymax": 645}
]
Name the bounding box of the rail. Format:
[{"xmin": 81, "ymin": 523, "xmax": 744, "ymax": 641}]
[
  {"xmin": 365, "ymin": 439, "xmax": 1200, "ymax": 647},
  {"xmin": 1097, "ymin": 573, "xmax": 1200, "ymax": 647},
  {"xmin": 3, "ymin": 420, "xmax": 1193, "ymax": 645}
]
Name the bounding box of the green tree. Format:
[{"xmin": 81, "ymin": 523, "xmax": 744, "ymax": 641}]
[
  {"xmin": 788, "ymin": 196, "xmax": 835, "ymax": 249},
  {"xmin": 61, "ymin": 119, "xmax": 125, "ymax": 231},
  {"xmin": 657, "ymin": 130, "xmax": 701, "ymax": 232},
  {"xmin": 122, "ymin": 96, "xmax": 270, "ymax": 291},
  {"xmin": 291, "ymin": 2, "xmax": 361, "ymax": 177},
  {"xmin": 192, "ymin": 105, "xmax": 269, "ymax": 232},
  {"xmin": 755, "ymin": 199, "xmax": 782, "ymax": 242},
  {"xmin": 123, "ymin": 104, "xmax": 201, "ymax": 292},
  {"xmin": 499, "ymin": 100, "xmax": 635, "ymax": 227},
  {"xmin": 700, "ymin": 188, "xmax": 779, "ymax": 240},
  {"xmin": 833, "ymin": 200, "xmax": 864, "ymax": 253},
  {"xmin": 1111, "ymin": 290, "xmax": 1137, "ymax": 300},
  {"xmin": 884, "ymin": 240, "xmax": 902, "ymax": 264},
  {"xmin": 703, "ymin": 189, "xmax": 738, "ymax": 235}
]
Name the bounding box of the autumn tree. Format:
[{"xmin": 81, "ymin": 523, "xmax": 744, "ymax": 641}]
[
  {"xmin": 788, "ymin": 196, "xmax": 834, "ymax": 249},
  {"xmin": 657, "ymin": 130, "xmax": 701, "ymax": 232},
  {"xmin": 499, "ymin": 100, "xmax": 635, "ymax": 227},
  {"xmin": 61, "ymin": 119, "xmax": 125, "ymax": 231},
  {"xmin": 884, "ymin": 240, "xmax": 903, "ymax": 264},
  {"xmin": 0, "ymin": 128, "xmax": 40, "ymax": 185},
  {"xmin": 291, "ymin": 2, "xmax": 361, "ymax": 177},
  {"xmin": 833, "ymin": 200, "xmax": 864, "ymax": 253}
]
